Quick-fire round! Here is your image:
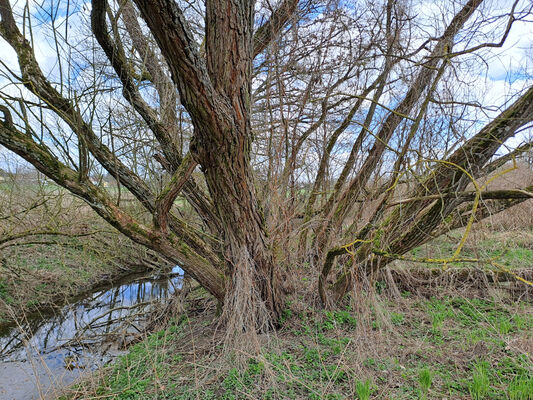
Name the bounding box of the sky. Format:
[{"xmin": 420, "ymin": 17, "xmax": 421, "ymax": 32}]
[
  {"xmin": 0, "ymin": 0, "xmax": 532, "ymax": 173},
  {"xmin": 409, "ymin": 0, "xmax": 533, "ymax": 152}
]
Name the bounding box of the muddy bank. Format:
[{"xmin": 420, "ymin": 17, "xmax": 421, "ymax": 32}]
[{"xmin": 0, "ymin": 238, "xmax": 174, "ymax": 327}]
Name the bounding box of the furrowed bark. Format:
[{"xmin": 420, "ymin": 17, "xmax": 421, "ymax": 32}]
[
  {"xmin": 132, "ymin": 0, "xmax": 225, "ymax": 136},
  {"xmin": 134, "ymin": 0, "xmax": 284, "ymax": 328},
  {"xmin": 103, "ymin": 0, "xmax": 221, "ymax": 234}
]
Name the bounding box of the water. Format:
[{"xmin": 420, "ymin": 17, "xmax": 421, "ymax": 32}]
[{"xmin": 0, "ymin": 266, "xmax": 183, "ymax": 399}]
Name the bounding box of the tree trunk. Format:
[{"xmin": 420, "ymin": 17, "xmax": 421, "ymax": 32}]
[
  {"xmin": 201, "ymin": 141, "xmax": 284, "ymax": 330},
  {"xmin": 201, "ymin": 0, "xmax": 283, "ymax": 328},
  {"xmin": 199, "ymin": 0, "xmax": 284, "ymax": 329},
  {"xmin": 129, "ymin": 0, "xmax": 288, "ymax": 330}
]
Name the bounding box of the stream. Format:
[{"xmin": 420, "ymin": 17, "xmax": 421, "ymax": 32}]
[{"xmin": 0, "ymin": 266, "xmax": 184, "ymax": 400}]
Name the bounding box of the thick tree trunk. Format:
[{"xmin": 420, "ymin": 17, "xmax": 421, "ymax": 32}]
[
  {"xmin": 200, "ymin": 0, "xmax": 284, "ymax": 328},
  {"xmin": 130, "ymin": 0, "xmax": 287, "ymax": 329},
  {"xmin": 198, "ymin": 0, "xmax": 284, "ymax": 324},
  {"xmin": 201, "ymin": 140, "xmax": 284, "ymax": 329}
]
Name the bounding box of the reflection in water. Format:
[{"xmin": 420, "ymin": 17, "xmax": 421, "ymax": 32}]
[{"xmin": 0, "ymin": 266, "xmax": 183, "ymax": 399}]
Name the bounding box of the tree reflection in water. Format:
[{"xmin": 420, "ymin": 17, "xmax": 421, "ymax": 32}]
[{"xmin": 0, "ymin": 266, "xmax": 183, "ymax": 375}]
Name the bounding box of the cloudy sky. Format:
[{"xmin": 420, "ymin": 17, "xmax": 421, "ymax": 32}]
[{"xmin": 0, "ymin": 0, "xmax": 532, "ymax": 171}]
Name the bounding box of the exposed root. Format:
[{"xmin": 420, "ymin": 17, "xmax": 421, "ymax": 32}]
[{"xmin": 220, "ymin": 247, "xmax": 272, "ymax": 355}]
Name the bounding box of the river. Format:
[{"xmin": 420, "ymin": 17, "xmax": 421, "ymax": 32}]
[{"xmin": 0, "ymin": 266, "xmax": 183, "ymax": 400}]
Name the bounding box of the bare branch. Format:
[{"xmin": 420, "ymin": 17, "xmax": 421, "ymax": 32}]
[
  {"xmin": 154, "ymin": 153, "xmax": 197, "ymax": 232},
  {"xmin": 253, "ymin": 0, "xmax": 300, "ymax": 58}
]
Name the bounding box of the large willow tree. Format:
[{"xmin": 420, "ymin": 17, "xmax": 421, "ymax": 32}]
[{"xmin": 0, "ymin": 0, "xmax": 532, "ymax": 332}]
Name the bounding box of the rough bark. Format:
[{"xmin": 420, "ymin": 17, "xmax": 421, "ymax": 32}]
[
  {"xmin": 0, "ymin": 0, "xmax": 302, "ymax": 330},
  {"xmin": 132, "ymin": 0, "xmax": 287, "ymax": 327},
  {"xmin": 2, "ymin": 0, "xmax": 530, "ymax": 324}
]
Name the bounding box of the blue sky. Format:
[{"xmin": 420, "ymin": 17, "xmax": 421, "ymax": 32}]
[{"xmin": 1, "ymin": 0, "xmax": 532, "ymax": 173}]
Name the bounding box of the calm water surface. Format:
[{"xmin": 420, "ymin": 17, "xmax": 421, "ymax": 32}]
[{"xmin": 0, "ymin": 266, "xmax": 183, "ymax": 400}]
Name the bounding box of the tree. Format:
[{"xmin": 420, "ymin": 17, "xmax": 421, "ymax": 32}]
[{"xmin": 0, "ymin": 0, "xmax": 532, "ymax": 334}]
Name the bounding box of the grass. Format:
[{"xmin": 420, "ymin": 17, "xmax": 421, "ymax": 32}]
[
  {"xmin": 61, "ymin": 287, "xmax": 533, "ymax": 399},
  {"xmin": 508, "ymin": 374, "xmax": 533, "ymax": 400},
  {"xmin": 409, "ymin": 229, "xmax": 533, "ymax": 270},
  {"xmin": 355, "ymin": 379, "xmax": 373, "ymax": 400},
  {"xmin": 469, "ymin": 361, "xmax": 491, "ymax": 400},
  {"xmin": 418, "ymin": 367, "xmax": 433, "ymax": 400}
]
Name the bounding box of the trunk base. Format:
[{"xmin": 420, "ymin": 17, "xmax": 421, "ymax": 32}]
[{"xmin": 220, "ymin": 246, "xmax": 283, "ymax": 346}]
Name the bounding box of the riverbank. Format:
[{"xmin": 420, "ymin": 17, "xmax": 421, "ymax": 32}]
[
  {"xmin": 0, "ymin": 177, "xmax": 174, "ymax": 327},
  {"xmin": 0, "ymin": 265, "xmax": 184, "ymax": 400},
  {"xmin": 54, "ymin": 228, "xmax": 533, "ymax": 399},
  {"xmin": 0, "ymin": 234, "xmax": 172, "ymax": 328},
  {"xmin": 2, "ymin": 211, "xmax": 532, "ymax": 399}
]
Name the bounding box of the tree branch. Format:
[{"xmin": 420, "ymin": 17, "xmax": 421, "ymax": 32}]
[
  {"xmin": 92, "ymin": 0, "xmax": 180, "ymax": 167},
  {"xmin": 480, "ymin": 141, "xmax": 533, "ymax": 177},
  {"xmin": 154, "ymin": 152, "xmax": 197, "ymax": 232},
  {"xmin": 382, "ymin": 86, "xmax": 533, "ymax": 258},
  {"xmin": 92, "ymin": 0, "xmax": 221, "ymax": 235},
  {"xmin": 388, "ymin": 188, "xmax": 533, "ymax": 207},
  {"xmin": 0, "ymin": 116, "xmax": 226, "ymax": 301},
  {"xmin": 253, "ymin": 0, "xmax": 300, "ymax": 58},
  {"xmin": 132, "ymin": 0, "xmax": 225, "ymax": 135},
  {"xmin": 328, "ymin": 0, "xmax": 484, "ymax": 231}
]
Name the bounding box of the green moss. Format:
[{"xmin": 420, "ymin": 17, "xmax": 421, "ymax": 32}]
[{"xmin": 372, "ymin": 227, "xmax": 384, "ymax": 249}]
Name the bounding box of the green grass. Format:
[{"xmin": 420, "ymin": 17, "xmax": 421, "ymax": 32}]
[
  {"xmin": 418, "ymin": 367, "xmax": 433, "ymax": 400},
  {"xmin": 355, "ymin": 379, "xmax": 373, "ymax": 400},
  {"xmin": 61, "ymin": 291, "xmax": 533, "ymax": 400},
  {"xmin": 469, "ymin": 361, "xmax": 490, "ymax": 400},
  {"xmin": 508, "ymin": 374, "xmax": 533, "ymax": 400},
  {"xmin": 0, "ymin": 280, "xmax": 14, "ymax": 305},
  {"xmin": 409, "ymin": 229, "xmax": 533, "ymax": 270}
]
